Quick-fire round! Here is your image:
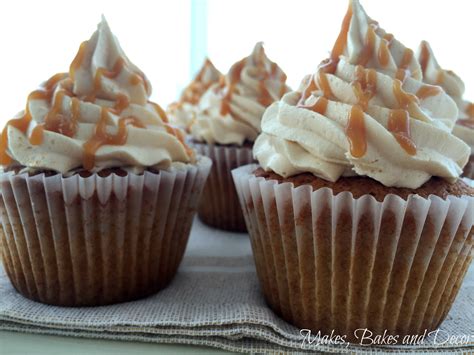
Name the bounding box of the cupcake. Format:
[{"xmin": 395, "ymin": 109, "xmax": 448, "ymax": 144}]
[
  {"xmin": 233, "ymin": 0, "xmax": 473, "ymax": 342},
  {"xmin": 0, "ymin": 17, "xmax": 211, "ymax": 306},
  {"xmin": 167, "ymin": 58, "xmax": 222, "ymax": 132},
  {"xmin": 417, "ymin": 41, "xmax": 474, "ymax": 178},
  {"xmin": 190, "ymin": 42, "xmax": 289, "ymax": 231}
]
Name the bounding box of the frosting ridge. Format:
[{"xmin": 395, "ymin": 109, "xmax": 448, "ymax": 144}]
[
  {"xmin": 168, "ymin": 58, "xmax": 222, "ymax": 131},
  {"xmin": 254, "ymin": 0, "xmax": 469, "ymax": 188},
  {"xmin": 1, "ymin": 17, "xmax": 194, "ymax": 174},
  {"xmin": 190, "ymin": 42, "xmax": 289, "ymax": 145}
]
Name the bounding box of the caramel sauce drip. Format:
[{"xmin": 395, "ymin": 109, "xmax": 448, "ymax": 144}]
[
  {"xmin": 195, "ymin": 58, "xmax": 212, "ymax": 82},
  {"xmin": 418, "ymin": 41, "xmax": 430, "ymax": 74},
  {"xmin": 458, "ymin": 103, "xmax": 474, "ymax": 128},
  {"xmin": 0, "ymin": 73, "xmax": 68, "ymax": 163},
  {"xmin": 389, "ymin": 81, "xmax": 418, "ymax": 154},
  {"xmin": 399, "ymin": 48, "xmax": 413, "ymax": 71},
  {"xmin": 297, "ymin": 75, "xmax": 317, "ymax": 106},
  {"xmin": 359, "ymin": 26, "xmax": 376, "ymax": 66},
  {"xmin": 148, "ymin": 101, "xmax": 169, "ymax": 123},
  {"xmin": 378, "ymin": 38, "xmax": 390, "ymax": 67},
  {"xmin": 258, "ymin": 80, "xmax": 273, "ymax": 106},
  {"xmin": 298, "ymin": 3, "xmax": 420, "ymax": 160},
  {"xmin": 220, "ymin": 58, "xmax": 246, "ymax": 116},
  {"xmin": 352, "ymin": 66, "xmax": 377, "ymax": 111},
  {"xmin": 179, "ymin": 59, "xmax": 217, "ymax": 105},
  {"xmin": 393, "ymin": 79, "xmax": 419, "ymax": 109},
  {"xmin": 316, "ymin": 70, "xmax": 335, "ymax": 99},
  {"xmin": 297, "ymin": 76, "xmax": 329, "ymax": 115},
  {"xmin": 165, "ymin": 124, "xmax": 194, "ymax": 157},
  {"xmin": 279, "ymin": 72, "xmax": 288, "ymax": 98},
  {"xmin": 111, "ymin": 94, "xmax": 130, "ymax": 114},
  {"xmin": 388, "ymin": 109, "xmax": 416, "ymax": 155},
  {"xmin": 309, "ymin": 0, "xmax": 353, "ymax": 79},
  {"xmin": 346, "ymin": 105, "xmax": 367, "ymax": 158},
  {"xmin": 383, "ymin": 33, "xmax": 394, "ymax": 43},
  {"xmin": 466, "ymin": 103, "xmax": 474, "ymax": 118},
  {"xmin": 435, "ymin": 70, "xmax": 444, "ymax": 84},
  {"xmin": 87, "ymin": 57, "xmax": 125, "ymax": 102},
  {"xmin": 393, "ymin": 48, "xmax": 414, "ymax": 83},
  {"xmin": 416, "ymin": 85, "xmax": 441, "ymax": 100},
  {"xmin": 1, "ymin": 44, "xmax": 191, "ymax": 168},
  {"xmin": 331, "ymin": 2, "xmax": 353, "ymax": 60},
  {"xmin": 395, "ymin": 69, "xmax": 408, "ymax": 82},
  {"xmin": 69, "ymin": 41, "xmax": 88, "ymax": 80},
  {"xmin": 129, "ymin": 73, "xmax": 142, "ymax": 86},
  {"xmin": 83, "ymin": 108, "xmax": 145, "ymax": 170},
  {"xmin": 0, "ymin": 107, "xmax": 32, "ymax": 164},
  {"xmin": 307, "ymin": 97, "xmax": 329, "ymax": 114},
  {"xmin": 255, "ymin": 49, "xmax": 286, "ymax": 107}
]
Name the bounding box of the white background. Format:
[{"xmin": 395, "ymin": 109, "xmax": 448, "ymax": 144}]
[{"xmin": 0, "ymin": 0, "xmax": 473, "ymax": 126}]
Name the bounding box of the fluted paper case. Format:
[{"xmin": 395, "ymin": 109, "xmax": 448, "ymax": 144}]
[
  {"xmin": 232, "ymin": 164, "xmax": 473, "ymax": 342},
  {"xmin": 0, "ymin": 157, "xmax": 211, "ymax": 306}
]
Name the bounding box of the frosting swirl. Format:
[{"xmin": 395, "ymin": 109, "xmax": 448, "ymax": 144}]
[
  {"xmin": 417, "ymin": 40, "xmax": 474, "ymax": 154},
  {"xmin": 190, "ymin": 42, "xmax": 289, "ymax": 145},
  {"xmin": 168, "ymin": 58, "xmax": 222, "ymax": 132},
  {"xmin": 0, "ymin": 17, "xmax": 194, "ymax": 174},
  {"xmin": 254, "ymin": 0, "xmax": 470, "ymax": 189}
]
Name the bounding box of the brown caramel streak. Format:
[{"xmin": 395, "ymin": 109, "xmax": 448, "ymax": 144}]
[
  {"xmin": 388, "ymin": 109, "xmax": 416, "ymax": 155},
  {"xmin": 82, "ymin": 108, "xmax": 145, "ymax": 170}
]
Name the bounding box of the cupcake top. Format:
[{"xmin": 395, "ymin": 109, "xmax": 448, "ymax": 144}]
[
  {"xmin": 168, "ymin": 58, "xmax": 222, "ymax": 132},
  {"xmin": 189, "ymin": 42, "xmax": 290, "ymax": 145},
  {"xmin": 254, "ymin": 0, "xmax": 470, "ymax": 189},
  {"xmin": 417, "ymin": 41, "xmax": 474, "ymax": 154},
  {"xmin": 0, "ymin": 17, "xmax": 194, "ymax": 174}
]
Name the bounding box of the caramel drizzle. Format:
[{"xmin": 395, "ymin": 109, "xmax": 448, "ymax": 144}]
[
  {"xmin": 359, "ymin": 26, "xmax": 376, "ymax": 66},
  {"xmin": 388, "ymin": 80, "xmax": 418, "ymax": 155},
  {"xmin": 316, "ymin": 70, "xmax": 335, "ymax": 99},
  {"xmin": 331, "ymin": 2, "xmax": 353, "ymax": 62},
  {"xmin": 164, "ymin": 123, "xmax": 194, "ymax": 157},
  {"xmin": 352, "ymin": 66, "xmax": 377, "ymax": 111},
  {"xmin": 418, "ymin": 40, "xmax": 430, "ymax": 74},
  {"xmin": 297, "ymin": 75, "xmax": 329, "ymax": 115},
  {"xmin": 344, "ymin": 66, "xmax": 377, "ymax": 157},
  {"xmin": 69, "ymin": 41, "xmax": 88, "ymax": 81},
  {"xmin": 30, "ymin": 90, "xmax": 79, "ymax": 146},
  {"xmin": 466, "ymin": 103, "xmax": 474, "ymax": 119},
  {"xmin": 435, "ymin": 70, "xmax": 444, "ymax": 85},
  {"xmin": 346, "ymin": 105, "xmax": 367, "ymax": 158},
  {"xmin": 83, "ymin": 108, "xmax": 145, "ymax": 170},
  {"xmin": 178, "ymin": 58, "xmax": 220, "ymax": 106},
  {"xmin": 220, "ymin": 58, "xmax": 246, "ymax": 116},
  {"xmin": 378, "ymin": 39, "xmax": 390, "ymax": 67},
  {"xmin": 297, "ymin": 75, "xmax": 318, "ymax": 107},
  {"xmin": 220, "ymin": 47, "xmax": 287, "ymax": 116},
  {"xmin": 393, "ymin": 79, "xmax": 419, "ymax": 109},
  {"xmin": 458, "ymin": 103, "xmax": 474, "ymax": 129},
  {"xmin": 1, "ymin": 44, "xmax": 190, "ymax": 168},
  {"xmin": 148, "ymin": 101, "xmax": 169, "ymax": 123},
  {"xmin": 416, "ymin": 85, "xmax": 441, "ymax": 100},
  {"xmin": 298, "ymin": 1, "xmax": 419, "ymax": 158},
  {"xmin": 388, "ymin": 109, "xmax": 416, "ymax": 155},
  {"xmin": 0, "ymin": 73, "xmax": 67, "ymax": 164},
  {"xmin": 395, "ymin": 48, "xmax": 414, "ymax": 82}
]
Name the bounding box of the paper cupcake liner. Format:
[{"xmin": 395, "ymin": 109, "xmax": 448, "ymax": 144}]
[
  {"xmin": 191, "ymin": 142, "xmax": 255, "ymax": 232},
  {"xmin": 0, "ymin": 157, "xmax": 211, "ymax": 306},
  {"xmin": 232, "ymin": 164, "xmax": 473, "ymax": 341}
]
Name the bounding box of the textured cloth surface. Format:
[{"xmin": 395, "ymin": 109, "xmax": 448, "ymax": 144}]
[{"xmin": 0, "ymin": 218, "xmax": 473, "ymax": 354}]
